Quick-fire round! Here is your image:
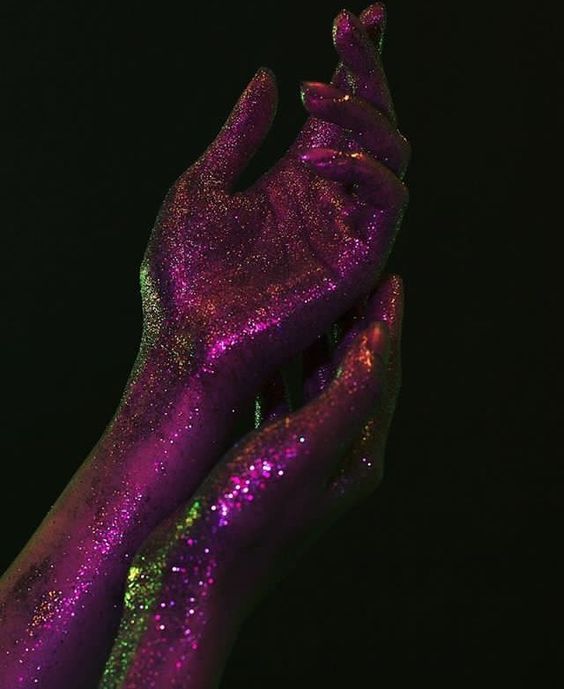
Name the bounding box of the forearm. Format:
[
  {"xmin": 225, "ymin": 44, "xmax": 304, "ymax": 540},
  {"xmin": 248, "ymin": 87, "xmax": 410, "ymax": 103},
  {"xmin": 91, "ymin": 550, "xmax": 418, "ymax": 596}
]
[
  {"xmin": 102, "ymin": 573, "xmax": 241, "ymax": 689},
  {"xmin": 0, "ymin": 341, "xmax": 246, "ymax": 689},
  {"xmin": 99, "ymin": 302, "xmax": 399, "ymax": 689},
  {"xmin": 99, "ymin": 495, "xmax": 248, "ymax": 689}
]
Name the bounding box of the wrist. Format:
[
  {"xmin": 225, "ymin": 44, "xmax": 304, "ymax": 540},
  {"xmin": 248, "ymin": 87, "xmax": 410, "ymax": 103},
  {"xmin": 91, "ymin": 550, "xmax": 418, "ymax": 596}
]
[{"xmin": 101, "ymin": 507, "xmax": 246, "ymax": 689}]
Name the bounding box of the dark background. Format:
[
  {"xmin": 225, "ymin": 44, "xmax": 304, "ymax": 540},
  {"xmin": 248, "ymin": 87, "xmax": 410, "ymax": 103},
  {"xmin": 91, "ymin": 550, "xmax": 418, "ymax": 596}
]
[{"xmin": 1, "ymin": 1, "xmax": 562, "ymax": 687}]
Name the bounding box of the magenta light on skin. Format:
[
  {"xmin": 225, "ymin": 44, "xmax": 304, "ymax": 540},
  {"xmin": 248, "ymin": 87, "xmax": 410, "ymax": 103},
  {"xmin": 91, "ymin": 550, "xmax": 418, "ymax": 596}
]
[
  {"xmin": 0, "ymin": 4, "xmax": 409, "ymax": 688},
  {"xmin": 100, "ymin": 276, "xmax": 404, "ymax": 689}
]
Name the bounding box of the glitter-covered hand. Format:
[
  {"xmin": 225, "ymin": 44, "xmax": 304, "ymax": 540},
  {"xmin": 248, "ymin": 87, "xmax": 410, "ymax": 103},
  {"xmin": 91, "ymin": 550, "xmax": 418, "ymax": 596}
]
[
  {"xmin": 0, "ymin": 5, "xmax": 408, "ymax": 689},
  {"xmin": 100, "ymin": 274, "xmax": 403, "ymax": 689},
  {"xmin": 140, "ymin": 5, "xmax": 409, "ymax": 388}
]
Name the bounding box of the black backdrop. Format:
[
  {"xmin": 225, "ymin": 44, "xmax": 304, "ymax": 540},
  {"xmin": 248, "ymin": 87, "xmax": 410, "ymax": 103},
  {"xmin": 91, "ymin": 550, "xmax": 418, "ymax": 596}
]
[{"xmin": 2, "ymin": 1, "xmax": 561, "ymax": 687}]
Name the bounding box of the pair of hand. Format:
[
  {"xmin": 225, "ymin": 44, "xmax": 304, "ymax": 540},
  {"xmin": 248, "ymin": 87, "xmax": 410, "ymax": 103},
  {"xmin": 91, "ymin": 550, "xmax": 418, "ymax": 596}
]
[
  {"xmin": 0, "ymin": 4, "xmax": 409, "ymax": 688},
  {"xmin": 101, "ymin": 276, "xmax": 403, "ymax": 689},
  {"xmin": 101, "ymin": 4, "xmax": 409, "ymax": 687}
]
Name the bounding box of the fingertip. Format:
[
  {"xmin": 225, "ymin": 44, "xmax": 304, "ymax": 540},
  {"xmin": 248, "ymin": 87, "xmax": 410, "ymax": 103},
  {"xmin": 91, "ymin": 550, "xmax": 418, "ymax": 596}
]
[
  {"xmin": 252, "ymin": 65, "xmax": 273, "ymax": 82},
  {"xmin": 333, "ymin": 8, "xmax": 352, "ymax": 27},
  {"xmin": 256, "ymin": 65, "xmax": 275, "ymax": 80},
  {"xmin": 199, "ymin": 65, "xmax": 278, "ymax": 188},
  {"xmin": 251, "ymin": 66, "xmax": 278, "ymax": 103},
  {"xmin": 360, "ymin": 3, "xmax": 387, "ymax": 51},
  {"xmin": 360, "ymin": 3, "xmax": 386, "ymax": 31},
  {"xmin": 332, "ymin": 8, "xmax": 357, "ymax": 46}
]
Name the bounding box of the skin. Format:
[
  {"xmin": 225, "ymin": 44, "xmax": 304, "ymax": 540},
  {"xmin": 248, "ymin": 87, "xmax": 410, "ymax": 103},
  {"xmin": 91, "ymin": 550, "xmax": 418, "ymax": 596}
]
[
  {"xmin": 100, "ymin": 274, "xmax": 403, "ymax": 689},
  {"xmin": 0, "ymin": 4, "xmax": 409, "ymax": 688}
]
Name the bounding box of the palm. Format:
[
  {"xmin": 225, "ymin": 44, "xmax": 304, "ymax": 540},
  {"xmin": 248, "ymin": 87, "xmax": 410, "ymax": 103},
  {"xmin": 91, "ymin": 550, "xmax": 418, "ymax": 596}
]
[{"xmin": 140, "ymin": 6, "xmax": 409, "ymax": 377}]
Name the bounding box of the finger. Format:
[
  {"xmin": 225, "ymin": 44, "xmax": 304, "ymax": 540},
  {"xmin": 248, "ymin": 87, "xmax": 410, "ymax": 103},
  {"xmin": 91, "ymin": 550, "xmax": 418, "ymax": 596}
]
[
  {"xmin": 334, "ymin": 274, "xmax": 403, "ymax": 374},
  {"xmin": 326, "ymin": 274, "xmax": 404, "ymax": 504},
  {"xmin": 300, "ymin": 148, "xmax": 408, "ymax": 211},
  {"xmin": 296, "ymin": 321, "xmax": 391, "ymax": 481},
  {"xmin": 257, "ymin": 273, "xmax": 395, "ymax": 427},
  {"xmin": 332, "ymin": 3, "xmax": 386, "ymax": 91},
  {"xmin": 302, "ymin": 274, "xmax": 401, "ymax": 404},
  {"xmin": 292, "ymin": 5, "xmax": 387, "ymax": 151},
  {"xmin": 300, "ymin": 81, "xmax": 410, "ymax": 178},
  {"xmin": 349, "ymin": 273, "xmax": 404, "ymax": 452},
  {"xmin": 359, "ymin": 2, "xmax": 387, "ymax": 52},
  {"xmin": 363, "ymin": 273, "xmax": 403, "ymax": 398},
  {"xmin": 218, "ymin": 322, "xmax": 390, "ymax": 509},
  {"xmin": 197, "ymin": 67, "xmax": 278, "ymax": 189},
  {"xmin": 332, "ymin": 9, "xmax": 396, "ymax": 125}
]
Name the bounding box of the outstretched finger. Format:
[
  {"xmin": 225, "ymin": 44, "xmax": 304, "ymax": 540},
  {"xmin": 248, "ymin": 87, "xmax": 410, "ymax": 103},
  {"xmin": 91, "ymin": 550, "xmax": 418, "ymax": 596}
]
[{"xmin": 197, "ymin": 67, "xmax": 278, "ymax": 189}]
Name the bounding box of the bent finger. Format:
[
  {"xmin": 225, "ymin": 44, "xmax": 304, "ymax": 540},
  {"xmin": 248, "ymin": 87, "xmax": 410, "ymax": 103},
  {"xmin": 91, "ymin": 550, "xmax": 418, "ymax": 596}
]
[
  {"xmin": 300, "ymin": 148, "xmax": 408, "ymax": 211},
  {"xmin": 301, "ymin": 81, "xmax": 410, "ymax": 177}
]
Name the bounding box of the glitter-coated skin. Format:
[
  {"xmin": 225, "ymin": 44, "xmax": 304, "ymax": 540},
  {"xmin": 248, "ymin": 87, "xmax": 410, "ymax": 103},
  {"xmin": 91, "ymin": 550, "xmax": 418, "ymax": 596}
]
[
  {"xmin": 100, "ymin": 275, "xmax": 403, "ymax": 689},
  {"xmin": 0, "ymin": 4, "xmax": 409, "ymax": 688}
]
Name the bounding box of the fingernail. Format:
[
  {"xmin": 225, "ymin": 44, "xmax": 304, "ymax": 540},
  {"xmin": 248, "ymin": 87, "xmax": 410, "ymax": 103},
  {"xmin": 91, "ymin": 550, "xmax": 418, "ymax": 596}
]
[
  {"xmin": 333, "ymin": 8, "xmax": 357, "ymax": 43},
  {"xmin": 300, "ymin": 81, "xmax": 343, "ymax": 102},
  {"xmin": 299, "ymin": 148, "xmax": 344, "ymax": 166},
  {"xmin": 366, "ymin": 322, "xmax": 391, "ymax": 361}
]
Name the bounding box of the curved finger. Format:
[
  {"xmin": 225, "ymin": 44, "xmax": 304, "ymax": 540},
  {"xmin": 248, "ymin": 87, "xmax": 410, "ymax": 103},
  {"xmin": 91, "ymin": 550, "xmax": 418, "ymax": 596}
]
[
  {"xmin": 292, "ymin": 4, "xmax": 388, "ymax": 151},
  {"xmin": 198, "ymin": 67, "xmax": 278, "ymax": 189},
  {"xmin": 301, "ymin": 81, "xmax": 410, "ymax": 178},
  {"xmin": 324, "ymin": 274, "xmax": 404, "ymax": 508},
  {"xmin": 282, "ymin": 321, "xmax": 391, "ymax": 483},
  {"xmin": 333, "ymin": 9, "xmax": 396, "ymax": 125},
  {"xmin": 332, "ymin": 3, "xmax": 386, "ymax": 90},
  {"xmin": 302, "ymin": 273, "xmax": 401, "ymax": 404},
  {"xmin": 334, "ymin": 274, "xmax": 403, "ymax": 375},
  {"xmin": 300, "ymin": 148, "xmax": 408, "ymax": 211}
]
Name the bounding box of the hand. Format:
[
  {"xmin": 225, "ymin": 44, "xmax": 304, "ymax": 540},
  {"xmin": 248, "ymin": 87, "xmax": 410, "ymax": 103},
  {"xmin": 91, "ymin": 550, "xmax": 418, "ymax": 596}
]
[
  {"xmin": 139, "ymin": 4, "xmax": 409, "ymax": 390},
  {"xmin": 100, "ymin": 274, "xmax": 403, "ymax": 689},
  {"xmin": 0, "ymin": 7, "xmax": 408, "ymax": 689}
]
